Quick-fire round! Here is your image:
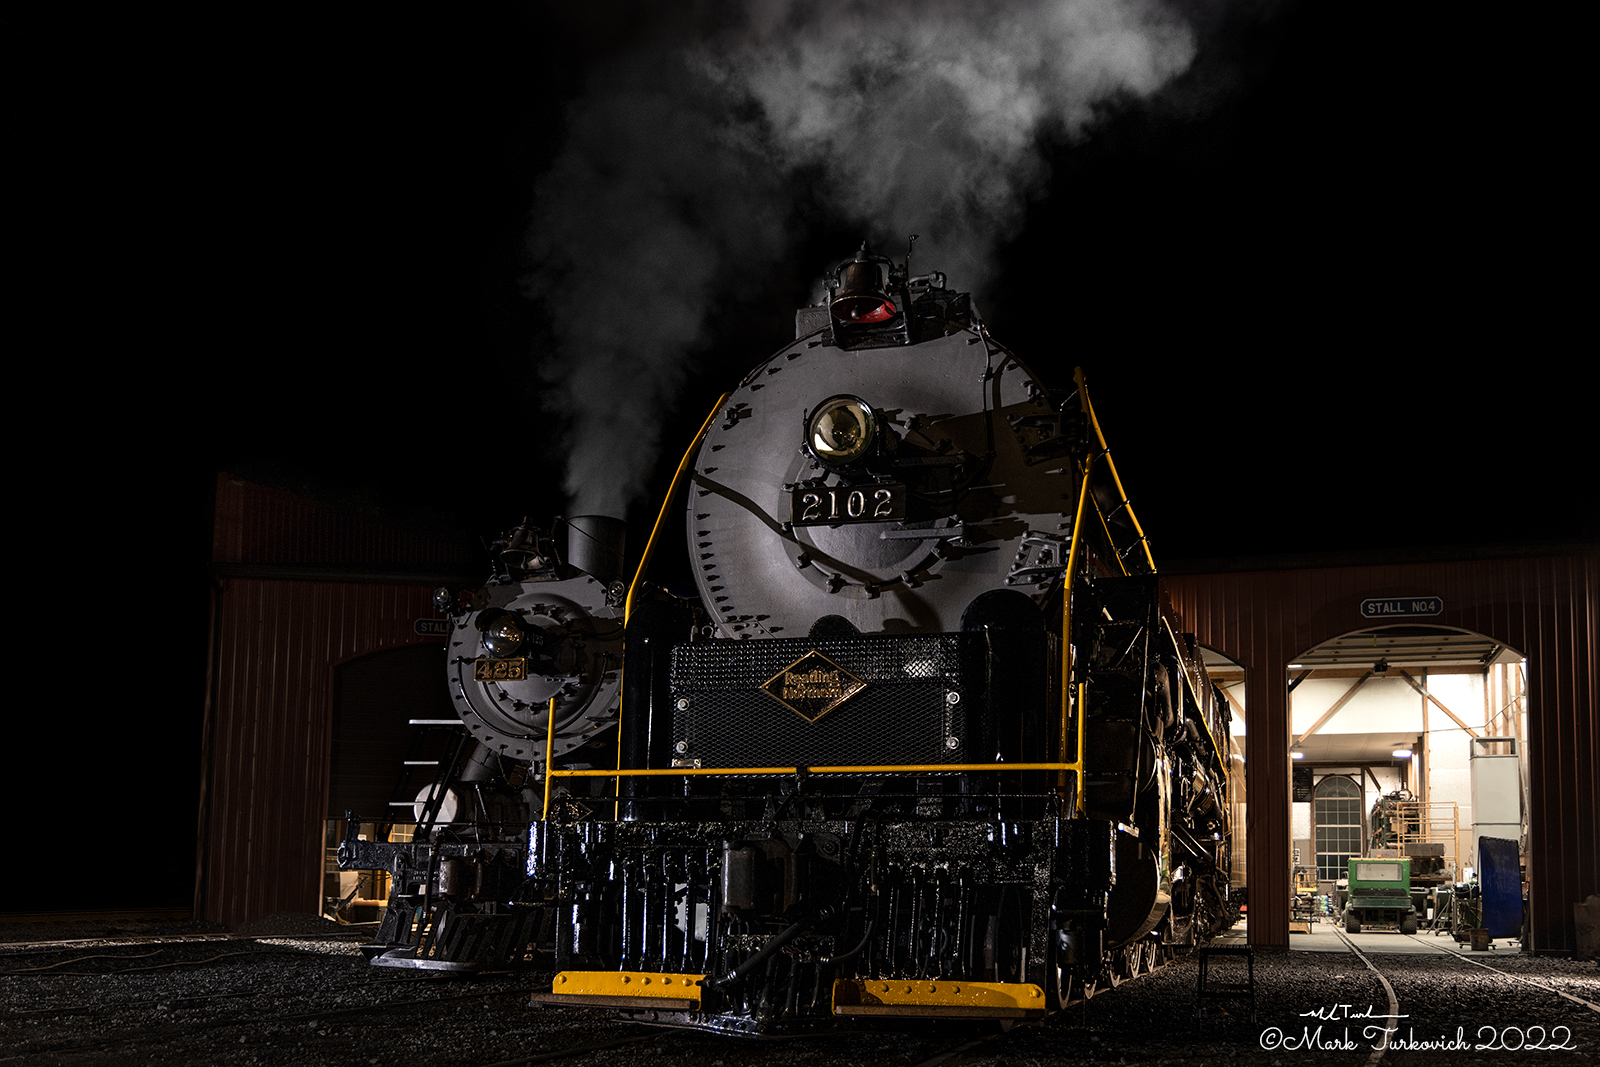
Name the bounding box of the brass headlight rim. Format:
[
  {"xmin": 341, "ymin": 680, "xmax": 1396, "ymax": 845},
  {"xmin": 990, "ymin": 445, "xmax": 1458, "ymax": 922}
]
[{"xmin": 805, "ymin": 394, "xmax": 879, "ymax": 469}]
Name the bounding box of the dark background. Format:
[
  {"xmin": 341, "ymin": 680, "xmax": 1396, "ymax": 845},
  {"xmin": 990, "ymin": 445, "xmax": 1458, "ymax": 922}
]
[{"xmin": 8, "ymin": 3, "xmax": 1589, "ymax": 913}]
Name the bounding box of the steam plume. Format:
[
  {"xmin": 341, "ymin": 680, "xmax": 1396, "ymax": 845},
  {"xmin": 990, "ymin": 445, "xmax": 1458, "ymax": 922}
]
[
  {"xmin": 527, "ymin": 53, "xmax": 785, "ymax": 520},
  {"xmin": 528, "ymin": 0, "xmax": 1196, "ymax": 518}
]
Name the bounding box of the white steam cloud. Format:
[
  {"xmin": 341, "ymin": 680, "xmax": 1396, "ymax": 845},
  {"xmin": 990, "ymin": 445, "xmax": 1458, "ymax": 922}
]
[{"xmin": 529, "ymin": 0, "xmax": 1196, "ymax": 518}]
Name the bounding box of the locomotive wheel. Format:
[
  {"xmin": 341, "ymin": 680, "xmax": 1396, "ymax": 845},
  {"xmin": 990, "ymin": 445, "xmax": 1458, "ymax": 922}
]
[
  {"xmin": 994, "ymin": 888, "xmax": 1026, "ymax": 983},
  {"xmin": 976, "ymin": 887, "xmax": 1027, "ymax": 984},
  {"xmin": 1105, "ymin": 939, "xmax": 1152, "ymax": 988},
  {"xmin": 1105, "ymin": 944, "xmax": 1130, "ymax": 988},
  {"xmin": 1054, "ymin": 971, "xmax": 1093, "ymax": 1008},
  {"xmin": 1047, "ymin": 932, "xmax": 1067, "ymax": 1010}
]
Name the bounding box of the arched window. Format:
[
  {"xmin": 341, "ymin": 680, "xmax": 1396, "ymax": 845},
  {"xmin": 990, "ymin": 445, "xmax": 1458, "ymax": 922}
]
[{"xmin": 1314, "ymin": 776, "xmax": 1363, "ymax": 881}]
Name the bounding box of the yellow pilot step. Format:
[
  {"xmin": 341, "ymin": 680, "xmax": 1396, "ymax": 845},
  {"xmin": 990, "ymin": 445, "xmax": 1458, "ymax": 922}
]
[
  {"xmin": 532, "ymin": 971, "xmax": 706, "ymax": 1011},
  {"xmin": 832, "ymin": 979, "xmax": 1047, "ymax": 1019}
]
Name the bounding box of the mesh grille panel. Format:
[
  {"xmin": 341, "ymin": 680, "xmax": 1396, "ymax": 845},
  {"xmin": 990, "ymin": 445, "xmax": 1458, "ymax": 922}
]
[{"xmin": 671, "ymin": 636, "xmax": 966, "ymax": 768}]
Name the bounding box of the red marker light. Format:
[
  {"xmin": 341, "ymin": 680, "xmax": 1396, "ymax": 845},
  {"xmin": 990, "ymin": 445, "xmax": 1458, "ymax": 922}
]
[{"xmin": 839, "ymin": 299, "xmax": 895, "ymax": 323}]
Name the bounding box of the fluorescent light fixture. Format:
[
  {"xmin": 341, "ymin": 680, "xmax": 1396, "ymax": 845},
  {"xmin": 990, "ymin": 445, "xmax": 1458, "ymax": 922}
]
[
  {"xmin": 1291, "ymin": 750, "xmax": 1305, "ymax": 759},
  {"xmin": 1392, "ymin": 748, "xmax": 1413, "ymax": 759}
]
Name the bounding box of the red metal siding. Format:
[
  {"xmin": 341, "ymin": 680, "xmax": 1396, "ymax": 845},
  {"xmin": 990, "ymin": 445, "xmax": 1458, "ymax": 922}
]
[
  {"xmin": 212, "ymin": 473, "xmax": 479, "ymax": 566},
  {"xmin": 199, "ymin": 578, "xmax": 443, "ymax": 927},
  {"xmin": 1164, "ymin": 554, "xmax": 1598, "ymax": 952}
]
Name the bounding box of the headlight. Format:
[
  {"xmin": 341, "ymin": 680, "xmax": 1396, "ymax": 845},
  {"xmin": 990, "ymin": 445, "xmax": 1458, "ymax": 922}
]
[
  {"xmin": 476, "ymin": 608, "xmax": 525, "ymax": 657},
  {"xmin": 806, "ymin": 395, "xmax": 877, "ymax": 467}
]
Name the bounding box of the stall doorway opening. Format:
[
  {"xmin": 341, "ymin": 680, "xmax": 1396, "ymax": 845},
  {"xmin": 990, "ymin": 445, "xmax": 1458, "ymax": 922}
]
[
  {"xmin": 1286, "ymin": 625, "xmax": 1527, "ymax": 934},
  {"xmin": 325, "ymin": 644, "xmax": 454, "ymax": 922}
]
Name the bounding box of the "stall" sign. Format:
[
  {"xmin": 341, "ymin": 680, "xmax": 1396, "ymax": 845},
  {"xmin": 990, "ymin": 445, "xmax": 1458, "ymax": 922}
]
[{"xmin": 1359, "ymin": 597, "xmax": 1442, "ymax": 618}]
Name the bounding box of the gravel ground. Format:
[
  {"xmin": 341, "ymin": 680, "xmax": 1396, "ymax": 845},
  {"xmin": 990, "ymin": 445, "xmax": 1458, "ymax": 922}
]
[{"xmin": 2, "ymin": 915, "xmax": 1595, "ymax": 1067}]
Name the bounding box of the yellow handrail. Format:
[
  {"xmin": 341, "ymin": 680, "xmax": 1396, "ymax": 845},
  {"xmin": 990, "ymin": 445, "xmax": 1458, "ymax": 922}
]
[
  {"xmin": 1072, "ymin": 367, "xmax": 1156, "ymax": 575},
  {"xmin": 612, "ymin": 392, "xmax": 731, "ymax": 818},
  {"xmin": 624, "ymin": 392, "xmax": 731, "ymax": 626},
  {"xmin": 552, "ymin": 762, "xmax": 1084, "ymax": 779},
  {"xmin": 1060, "ymin": 446, "xmax": 1096, "ymax": 813},
  {"xmin": 1054, "ymin": 368, "xmax": 1158, "ymax": 815}
]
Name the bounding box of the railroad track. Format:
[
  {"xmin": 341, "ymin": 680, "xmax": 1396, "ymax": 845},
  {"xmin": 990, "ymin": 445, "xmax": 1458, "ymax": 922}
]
[
  {"xmin": 12, "ymin": 927, "xmax": 1587, "ymax": 1066},
  {"xmin": 1327, "ymin": 929, "xmax": 1598, "ymax": 1066}
]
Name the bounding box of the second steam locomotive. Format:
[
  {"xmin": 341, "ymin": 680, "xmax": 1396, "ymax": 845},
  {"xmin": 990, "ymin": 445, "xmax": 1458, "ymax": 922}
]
[{"xmin": 341, "ymin": 242, "xmax": 1238, "ymax": 1034}]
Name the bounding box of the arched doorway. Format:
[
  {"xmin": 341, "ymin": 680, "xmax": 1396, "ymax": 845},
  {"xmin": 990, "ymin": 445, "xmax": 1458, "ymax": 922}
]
[{"xmin": 1286, "ymin": 624, "xmax": 1528, "ymax": 934}]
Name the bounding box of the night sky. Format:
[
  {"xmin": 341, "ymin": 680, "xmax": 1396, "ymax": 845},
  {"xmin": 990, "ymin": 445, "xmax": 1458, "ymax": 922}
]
[
  {"xmin": 193, "ymin": 3, "xmax": 1591, "ymax": 562},
  {"xmin": 11, "ymin": 4, "xmax": 1590, "ymax": 913}
]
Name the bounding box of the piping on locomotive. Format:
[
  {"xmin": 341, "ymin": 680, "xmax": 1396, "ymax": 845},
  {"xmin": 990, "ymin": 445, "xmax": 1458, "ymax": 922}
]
[{"xmin": 338, "ymin": 242, "xmax": 1238, "ymax": 1034}]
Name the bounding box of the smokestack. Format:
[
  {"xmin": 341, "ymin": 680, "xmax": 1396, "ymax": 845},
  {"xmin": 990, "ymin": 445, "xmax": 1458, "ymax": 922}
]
[{"xmin": 565, "ymin": 515, "xmax": 627, "ymax": 586}]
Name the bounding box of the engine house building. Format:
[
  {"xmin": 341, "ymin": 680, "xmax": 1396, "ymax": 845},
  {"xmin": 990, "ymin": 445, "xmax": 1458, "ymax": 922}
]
[{"xmin": 197, "ymin": 474, "xmax": 1595, "ymax": 954}]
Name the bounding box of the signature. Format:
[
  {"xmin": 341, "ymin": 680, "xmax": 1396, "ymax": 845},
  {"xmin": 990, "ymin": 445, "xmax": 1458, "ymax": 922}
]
[
  {"xmin": 1261, "ymin": 1020, "xmax": 1578, "ymax": 1052},
  {"xmin": 1299, "ymin": 1004, "xmax": 1406, "ymax": 1021}
]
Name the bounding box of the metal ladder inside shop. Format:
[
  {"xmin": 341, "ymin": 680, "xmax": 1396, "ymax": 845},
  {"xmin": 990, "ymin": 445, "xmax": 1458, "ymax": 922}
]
[{"xmin": 386, "ymin": 719, "xmax": 471, "ymax": 836}]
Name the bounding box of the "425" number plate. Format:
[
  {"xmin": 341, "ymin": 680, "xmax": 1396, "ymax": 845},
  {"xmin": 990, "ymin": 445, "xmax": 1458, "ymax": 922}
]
[{"xmin": 474, "ymin": 658, "xmax": 527, "ymax": 681}]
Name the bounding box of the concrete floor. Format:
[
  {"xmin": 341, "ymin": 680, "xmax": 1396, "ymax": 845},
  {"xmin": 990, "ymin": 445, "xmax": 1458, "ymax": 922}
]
[{"xmin": 1238, "ymin": 917, "xmax": 1526, "ymax": 955}]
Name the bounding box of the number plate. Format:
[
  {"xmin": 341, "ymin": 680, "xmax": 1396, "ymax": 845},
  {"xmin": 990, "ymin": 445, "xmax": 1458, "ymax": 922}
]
[
  {"xmin": 791, "ymin": 484, "xmax": 906, "ymax": 526},
  {"xmin": 474, "ymin": 657, "xmax": 527, "ymax": 681}
]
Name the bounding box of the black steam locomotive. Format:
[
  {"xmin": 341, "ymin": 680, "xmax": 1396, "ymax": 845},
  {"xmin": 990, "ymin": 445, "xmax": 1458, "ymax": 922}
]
[{"xmin": 340, "ymin": 243, "xmax": 1237, "ymax": 1035}]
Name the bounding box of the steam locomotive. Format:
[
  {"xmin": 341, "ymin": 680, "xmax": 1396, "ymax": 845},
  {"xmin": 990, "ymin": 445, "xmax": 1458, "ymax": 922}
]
[{"xmin": 339, "ymin": 242, "xmax": 1237, "ymax": 1034}]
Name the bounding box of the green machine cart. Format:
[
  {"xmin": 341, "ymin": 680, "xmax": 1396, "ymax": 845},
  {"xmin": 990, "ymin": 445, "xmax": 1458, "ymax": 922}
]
[{"xmin": 1344, "ymin": 858, "xmax": 1418, "ymax": 934}]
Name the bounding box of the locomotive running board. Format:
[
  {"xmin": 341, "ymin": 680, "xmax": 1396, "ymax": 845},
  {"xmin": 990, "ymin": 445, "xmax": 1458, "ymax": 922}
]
[
  {"xmin": 531, "ymin": 970, "xmax": 705, "ymax": 1012},
  {"xmin": 831, "ymin": 979, "xmax": 1047, "ymax": 1020}
]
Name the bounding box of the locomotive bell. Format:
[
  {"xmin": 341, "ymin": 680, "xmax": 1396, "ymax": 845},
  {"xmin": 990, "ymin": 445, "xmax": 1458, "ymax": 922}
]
[
  {"xmin": 830, "ymin": 244, "xmax": 896, "ymax": 325},
  {"xmin": 501, "ymin": 519, "xmax": 559, "ymax": 577}
]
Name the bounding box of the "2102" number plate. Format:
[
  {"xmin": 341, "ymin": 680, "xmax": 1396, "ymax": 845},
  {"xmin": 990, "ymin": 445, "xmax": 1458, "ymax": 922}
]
[{"xmin": 791, "ymin": 483, "xmax": 905, "ymax": 526}]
